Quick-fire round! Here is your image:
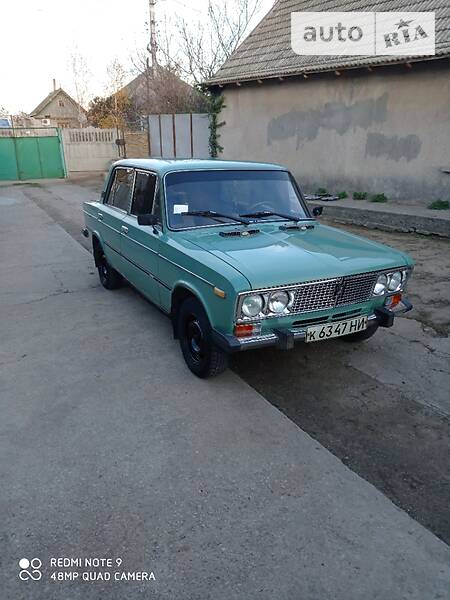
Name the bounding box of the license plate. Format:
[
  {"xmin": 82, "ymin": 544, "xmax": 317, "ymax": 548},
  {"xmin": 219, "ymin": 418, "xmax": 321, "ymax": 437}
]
[{"xmin": 305, "ymin": 316, "xmax": 367, "ymax": 343}]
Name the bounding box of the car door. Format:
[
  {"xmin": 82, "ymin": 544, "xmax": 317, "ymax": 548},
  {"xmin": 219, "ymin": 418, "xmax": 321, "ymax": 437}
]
[
  {"xmin": 120, "ymin": 169, "xmax": 161, "ymax": 305},
  {"xmin": 99, "ymin": 166, "xmax": 134, "ymax": 273}
]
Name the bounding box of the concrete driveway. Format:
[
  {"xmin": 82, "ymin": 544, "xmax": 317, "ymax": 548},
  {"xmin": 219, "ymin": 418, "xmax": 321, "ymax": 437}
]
[{"xmin": 1, "ymin": 181, "xmax": 450, "ymax": 599}]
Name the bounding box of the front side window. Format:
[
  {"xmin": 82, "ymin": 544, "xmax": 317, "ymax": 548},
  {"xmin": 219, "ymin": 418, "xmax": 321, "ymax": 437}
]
[
  {"xmin": 131, "ymin": 171, "xmax": 157, "ymax": 216},
  {"xmin": 165, "ymin": 170, "xmax": 308, "ymax": 230},
  {"xmin": 106, "ymin": 168, "xmax": 134, "ymax": 211}
]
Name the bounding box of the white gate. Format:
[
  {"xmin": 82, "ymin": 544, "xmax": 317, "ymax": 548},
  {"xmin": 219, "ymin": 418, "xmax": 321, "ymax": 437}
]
[
  {"xmin": 148, "ymin": 114, "xmax": 209, "ymax": 159},
  {"xmin": 61, "ymin": 128, "xmax": 119, "ymax": 172}
]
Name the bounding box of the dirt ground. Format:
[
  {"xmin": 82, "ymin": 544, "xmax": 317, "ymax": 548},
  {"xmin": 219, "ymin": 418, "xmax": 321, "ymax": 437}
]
[{"xmin": 326, "ymin": 220, "xmax": 450, "ymax": 336}]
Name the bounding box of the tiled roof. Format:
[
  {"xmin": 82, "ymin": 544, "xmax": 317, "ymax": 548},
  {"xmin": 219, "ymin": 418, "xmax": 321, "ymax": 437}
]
[
  {"xmin": 30, "ymin": 89, "xmax": 83, "ymax": 116},
  {"xmin": 207, "ymin": 0, "xmax": 450, "ymax": 85}
]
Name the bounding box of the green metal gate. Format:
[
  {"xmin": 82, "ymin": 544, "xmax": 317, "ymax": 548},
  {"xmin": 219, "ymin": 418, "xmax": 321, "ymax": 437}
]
[{"xmin": 0, "ymin": 128, "xmax": 66, "ymax": 181}]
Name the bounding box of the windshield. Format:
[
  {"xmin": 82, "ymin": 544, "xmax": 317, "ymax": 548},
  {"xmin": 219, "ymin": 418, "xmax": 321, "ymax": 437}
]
[{"xmin": 165, "ymin": 170, "xmax": 309, "ymax": 230}]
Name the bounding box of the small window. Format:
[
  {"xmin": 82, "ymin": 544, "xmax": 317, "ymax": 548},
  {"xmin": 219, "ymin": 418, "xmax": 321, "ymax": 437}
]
[
  {"xmin": 106, "ymin": 168, "xmax": 134, "ymax": 211},
  {"xmin": 131, "ymin": 171, "xmax": 157, "ymax": 216},
  {"xmin": 59, "ymin": 99, "xmax": 65, "ymax": 107}
]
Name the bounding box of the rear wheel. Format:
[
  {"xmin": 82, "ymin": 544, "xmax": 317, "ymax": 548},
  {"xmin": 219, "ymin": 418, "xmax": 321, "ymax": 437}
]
[
  {"xmin": 178, "ymin": 297, "xmax": 228, "ymax": 378},
  {"xmin": 341, "ymin": 323, "xmax": 379, "ymax": 342},
  {"xmin": 97, "ymin": 250, "xmax": 122, "ymax": 290}
]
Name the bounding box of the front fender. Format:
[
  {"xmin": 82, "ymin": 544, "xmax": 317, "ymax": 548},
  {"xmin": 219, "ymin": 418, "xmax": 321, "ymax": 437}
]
[{"xmin": 170, "ymin": 276, "xmax": 237, "ymax": 335}]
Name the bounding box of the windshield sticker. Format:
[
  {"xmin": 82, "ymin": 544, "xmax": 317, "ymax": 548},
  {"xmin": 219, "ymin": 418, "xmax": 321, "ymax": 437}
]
[{"xmin": 173, "ymin": 204, "xmax": 189, "ymax": 214}]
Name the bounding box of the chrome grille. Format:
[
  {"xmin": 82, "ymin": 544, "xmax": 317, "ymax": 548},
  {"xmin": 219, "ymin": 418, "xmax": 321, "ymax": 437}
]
[
  {"xmin": 291, "ymin": 272, "xmax": 378, "ymax": 314},
  {"xmin": 339, "ymin": 272, "xmax": 377, "ymax": 306},
  {"xmin": 291, "ymin": 279, "xmax": 338, "ymax": 313}
]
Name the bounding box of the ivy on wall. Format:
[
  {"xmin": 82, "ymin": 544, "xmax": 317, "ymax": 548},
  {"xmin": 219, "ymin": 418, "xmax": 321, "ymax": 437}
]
[
  {"xmin": 196, "ymin": 85, "xmax": 226, "ymax": 158},
  {"xmin": 207, "ymin": 93, "xmax": 226, "ymax": 158},
  {"xmin": 197, "ymin": 88, "xmax": 225, "ymax": 158}
]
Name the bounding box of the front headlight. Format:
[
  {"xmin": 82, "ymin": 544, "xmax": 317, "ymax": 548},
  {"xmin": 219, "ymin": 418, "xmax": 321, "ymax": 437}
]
[
  {"xmin": 268, "ymin": 290, "xmax": 289, "ymax": 313},
  {"xmin": 373, "ymin": 274, "xmax": 388, "ymax": 295},
  {"xmin": 387, "ymin": 271, "xmax": 403, "ymax": 292},
  {"xmin": 373, "ymin": 269, "xmax": 410, "ymax": 296},
  {"xmin": 241, "ymin": 294, "xmax": 264, "ymax": 317}
]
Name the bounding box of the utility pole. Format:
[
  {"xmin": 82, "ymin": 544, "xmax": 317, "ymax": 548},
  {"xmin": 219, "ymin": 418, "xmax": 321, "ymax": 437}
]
[{"xmin": 149, "ymin": 0, "xmax": 157, "ymax": 78}]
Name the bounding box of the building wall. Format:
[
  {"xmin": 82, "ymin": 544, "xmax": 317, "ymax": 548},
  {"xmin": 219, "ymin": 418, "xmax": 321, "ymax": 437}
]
[
  {"xmin": 219, "ymin": 63, "xmax": 450, "ymax": 204},
  {"xmin": 34, "ymin": 93, "xmax": 84, "ymax": 128}
]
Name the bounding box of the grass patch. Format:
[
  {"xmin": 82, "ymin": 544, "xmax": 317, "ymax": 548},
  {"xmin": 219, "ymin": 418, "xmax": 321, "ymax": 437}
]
[
  {"xmin": 370, "ymin": 193, "xmax": 388, "ymax": 203},
  {"xmin": 428, "ymin": 199, "xmax": 450, "ymax": 210},
  {"xmin": 337, "ymin": 191, "xmax": 348, "ymax": 199},
  {"xmin": 353, "ymin": 191, "xmax": 367, "ymax": 200},
  {"xmin": 316, "ymin": 187, "xmax": 328, "ymax": 196}
]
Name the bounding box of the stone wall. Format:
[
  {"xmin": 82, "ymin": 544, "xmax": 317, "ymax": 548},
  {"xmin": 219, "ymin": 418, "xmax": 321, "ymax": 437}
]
[{"xmin": 124, "ymin": 131, "xmax": 149, "ymax": 159}]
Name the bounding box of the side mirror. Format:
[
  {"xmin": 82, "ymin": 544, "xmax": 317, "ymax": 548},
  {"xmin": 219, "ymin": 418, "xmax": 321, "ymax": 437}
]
[
  {"xmin": 137, "ymin": 214, "xmax": 158, "ymax": 226},
  {"xmin": 312, "ymin": 206, "xmax": 323, "ymax": 217}
]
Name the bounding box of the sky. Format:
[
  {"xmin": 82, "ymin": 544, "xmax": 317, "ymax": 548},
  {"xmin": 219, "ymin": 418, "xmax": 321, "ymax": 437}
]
[{"xmin": 0, "ymin": 0, "xmax": 274, "ymax": 115}]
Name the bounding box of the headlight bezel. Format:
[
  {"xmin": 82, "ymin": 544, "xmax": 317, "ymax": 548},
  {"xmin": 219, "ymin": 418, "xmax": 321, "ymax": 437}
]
[
  {"xmin": 236, "ymin": 289, "xmax": 295, "ymax": 321},
  {"xmin": 372, "ymin": 268, "xmax": 411, "ymax": 297}
]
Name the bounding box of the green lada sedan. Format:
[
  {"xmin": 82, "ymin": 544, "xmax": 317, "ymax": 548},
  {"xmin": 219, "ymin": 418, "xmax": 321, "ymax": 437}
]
[{"xmin": 83, "ymin": 159, "xmax": 413, "ymax": 378}]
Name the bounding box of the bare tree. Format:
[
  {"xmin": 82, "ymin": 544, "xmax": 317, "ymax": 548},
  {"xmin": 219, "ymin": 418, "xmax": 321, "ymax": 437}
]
[
  {"xmin": 100, "ymin": 59, "xmax": 134, "ymax": 130},
  {"xmin": 105, "ymin": 58, "xmax": 128, "ymax": 97},
  {"xmin": 129, "ymin": 10, "xmax": 208, "ymax": 117},
  {"xmin": 70, "ymin": 50, "xmax": 92, "ymax": 126},
  {"xmin": 165, "ymin": 0, "xmax": 265, "ymax": 84}
]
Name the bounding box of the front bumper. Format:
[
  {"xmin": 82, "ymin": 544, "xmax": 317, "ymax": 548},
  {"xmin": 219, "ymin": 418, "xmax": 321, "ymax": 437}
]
[{"xmin": 212, "ymin": 299, "xmax": 412, "ymax": 353}]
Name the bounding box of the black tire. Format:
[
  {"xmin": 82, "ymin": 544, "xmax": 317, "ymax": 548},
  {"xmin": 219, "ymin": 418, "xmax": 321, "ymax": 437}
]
[
  {"xmin": 178, "ymin": 296, "xmax": 228, "ymax": 378},
  {"xmin": 97, "ymin": 250, "xmax": 122, "ymax": 290},
  {"xmin": 341, "ymin": 323, "xmax": 379, "ymax": 342}
]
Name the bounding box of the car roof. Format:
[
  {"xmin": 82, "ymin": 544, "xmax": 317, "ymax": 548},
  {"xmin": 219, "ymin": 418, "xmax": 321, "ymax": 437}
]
[{"xmin": 113, "ymin": 158, "xmax": 287, "ymax": 175}]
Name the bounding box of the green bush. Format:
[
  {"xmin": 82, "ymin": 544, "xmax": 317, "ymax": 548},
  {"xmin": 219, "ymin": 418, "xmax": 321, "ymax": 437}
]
[
  {"xmin": 353, "ymin": 192, "xmax": 368, "ymax": 200},
  {"xmin": 338, "ymin": 191, "xmax": 348, "ymax": 199},
  {"xmin": 370, "ymin": 193, "xmax": 388, "ymax": 203},
  {"xmin": 428, "ymin": 199, "xmax": 450, "ymax": 210},
  {"xmin": 316, "ymin": 187, "xmax": 328, "ymax": 196}
]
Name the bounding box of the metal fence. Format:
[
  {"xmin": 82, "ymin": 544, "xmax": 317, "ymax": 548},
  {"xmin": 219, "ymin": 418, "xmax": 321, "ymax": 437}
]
[
  {"xmin": 148, "ymin": 113, "xmax": 209, "ymax": 159},
  {"xmin": 0, "ymin": 128, "xmax": 65, "ymax": 180},
  {"xmin": 0, "ymin": 127, "xmax": 58, "ymax": 138}
]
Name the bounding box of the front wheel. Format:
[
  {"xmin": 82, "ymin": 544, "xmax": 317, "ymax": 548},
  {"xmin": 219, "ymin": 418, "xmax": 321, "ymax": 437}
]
[
  {"xmin": 97, "ymin": 251, "xmax": 122, "ymax": 290},
  {"xmin": 340, "ymin": 323, "xmax": 379, "ymax": 342},
  {"xmin": 178, "ymin": 297, "xmax": 228, "ymax": 378}
]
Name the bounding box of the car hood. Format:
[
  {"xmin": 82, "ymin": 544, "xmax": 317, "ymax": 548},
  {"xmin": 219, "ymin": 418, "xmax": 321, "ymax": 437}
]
[{"xmin": 183, "ymin": 223, "xmax": 411, "ymax": 289}]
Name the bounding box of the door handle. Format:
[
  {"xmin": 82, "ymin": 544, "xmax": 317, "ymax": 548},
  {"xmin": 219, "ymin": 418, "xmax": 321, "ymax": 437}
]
[
  {"xmin": 121, "ymin": 225, "xmax": 129, "ymax": 234},
  {"xmin": 97, "ymin": 212, "xmax": 104, "ymax": 221}
]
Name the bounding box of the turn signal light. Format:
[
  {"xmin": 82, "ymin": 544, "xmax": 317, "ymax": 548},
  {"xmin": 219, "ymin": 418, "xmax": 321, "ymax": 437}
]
[
  {"xmin": 385, "ymin": 293, "xmax": 402, "ymax": 309},
  {"xmin": 234, "ymin": 324, "xmax": 257, "ymax": 337}
]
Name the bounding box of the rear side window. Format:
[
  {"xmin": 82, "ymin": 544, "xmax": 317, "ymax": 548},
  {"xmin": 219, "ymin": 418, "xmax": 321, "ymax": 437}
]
[
  {"xmin": 131, "ymin": 171, "xmax": 157, "ymax": 216},
  {"xmin": 106, "ymin": 168, "xmax": 134, "ymax": 211}
]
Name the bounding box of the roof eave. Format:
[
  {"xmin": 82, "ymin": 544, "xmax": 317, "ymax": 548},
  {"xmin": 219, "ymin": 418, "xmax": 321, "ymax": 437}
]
[{"xmin": 205, "ymin": 52, "xmax": 450, "ymax": 88}]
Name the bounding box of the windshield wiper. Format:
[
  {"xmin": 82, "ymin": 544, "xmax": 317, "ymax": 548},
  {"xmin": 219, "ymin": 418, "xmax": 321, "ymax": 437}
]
[
  {"xmin": 183, "ymin": 210, "xmax": 251, "ymax": 225},
  {"xmin": 239, "ymin": 210, "xmax": 313, "ymax": 222}
]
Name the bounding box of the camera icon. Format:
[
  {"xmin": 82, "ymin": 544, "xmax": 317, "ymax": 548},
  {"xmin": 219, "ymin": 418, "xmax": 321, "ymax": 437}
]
[{"xmin": 19, "ymin": 558, "xmax": 42, "ymax": 581}]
